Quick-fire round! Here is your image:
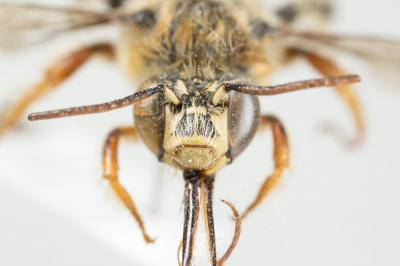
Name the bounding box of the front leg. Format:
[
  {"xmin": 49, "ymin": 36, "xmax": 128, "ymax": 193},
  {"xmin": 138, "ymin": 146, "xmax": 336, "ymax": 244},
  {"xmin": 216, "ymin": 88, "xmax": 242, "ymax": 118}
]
[
  {"xmin": 241, "ymin": 115, "xmax": 290, "ymax": 220},
  {"xmin": 102, "ymin": 126, "xmax": 155, "ymax": 243}
]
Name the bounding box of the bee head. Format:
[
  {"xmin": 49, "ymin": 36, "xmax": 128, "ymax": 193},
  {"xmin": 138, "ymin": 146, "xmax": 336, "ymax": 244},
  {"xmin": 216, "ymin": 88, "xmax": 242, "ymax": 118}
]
[
  {"xmin": 161, "ymin": 79, "xmax": 230, "ymax": 171},
  {"xmin": 134, "ymin": 78, "xmax": 260, "ymax": 173}
]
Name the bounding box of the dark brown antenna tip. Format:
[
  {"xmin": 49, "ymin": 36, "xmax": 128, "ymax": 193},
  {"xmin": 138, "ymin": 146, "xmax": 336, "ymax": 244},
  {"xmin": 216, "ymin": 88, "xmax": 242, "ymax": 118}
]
[
  {"xmin": 225, "ymin": 74, "xmax": 361, "ymax": 96},
  {"xmin": 28, "ymin": 85, "xmax": 164, "ymax": 121}
]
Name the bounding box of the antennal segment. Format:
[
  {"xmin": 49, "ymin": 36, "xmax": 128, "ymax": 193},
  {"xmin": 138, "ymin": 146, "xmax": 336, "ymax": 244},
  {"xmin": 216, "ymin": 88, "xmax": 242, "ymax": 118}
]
[
  {"xmin": 28, "ymin": 85, "xmax": 164, "ymax": 121},
  {"xmin": 225, "ymin": 74, "xmax": 360, "ymax": 95}
]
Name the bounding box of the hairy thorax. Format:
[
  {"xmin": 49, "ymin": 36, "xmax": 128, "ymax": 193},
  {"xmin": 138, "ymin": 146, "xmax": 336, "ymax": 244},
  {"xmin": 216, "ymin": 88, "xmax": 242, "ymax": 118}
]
[{"xmin": 117, "ymin": 0, "xmax": 272, "ymax": 84}]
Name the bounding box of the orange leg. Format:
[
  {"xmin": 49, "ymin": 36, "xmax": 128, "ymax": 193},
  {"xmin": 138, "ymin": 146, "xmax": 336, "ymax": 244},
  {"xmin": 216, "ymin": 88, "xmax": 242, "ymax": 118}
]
[
  {"xmin": 241, "ymin": 115, "xmax": 290, "ymax": 220},
  {"xmin": 291, "ymin": 49, "xmax": 364, "ymax": 147},
  {"xmin": 0, "ymin": 43, "xmax": 114, "ymax": 135},
  {"xmin": 102, "ymin": 126, "xmax": 155, "ymax": 244}
]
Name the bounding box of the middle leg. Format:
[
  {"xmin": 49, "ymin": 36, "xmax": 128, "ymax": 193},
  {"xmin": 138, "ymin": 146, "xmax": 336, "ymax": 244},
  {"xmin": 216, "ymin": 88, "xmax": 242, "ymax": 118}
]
[
  {"xmin": 288, "ymin": 49, "xmax": 365, "ymax": 146},
  {"xmin": 0, "ymin": 43, "xmax": 114, "ymax": 135}
]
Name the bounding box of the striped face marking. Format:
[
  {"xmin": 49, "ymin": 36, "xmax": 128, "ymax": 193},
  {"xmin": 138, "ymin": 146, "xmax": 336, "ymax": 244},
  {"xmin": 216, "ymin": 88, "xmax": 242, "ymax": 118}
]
[{"xmin": 162, "ymin": 80, "xmax": 229, "ymax": 170}]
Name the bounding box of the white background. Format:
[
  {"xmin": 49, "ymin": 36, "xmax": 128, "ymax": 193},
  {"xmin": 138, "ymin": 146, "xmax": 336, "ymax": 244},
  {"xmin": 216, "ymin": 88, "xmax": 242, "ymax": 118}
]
[{"xmin": 0, "ymin": 0, "xmax": 399, "ymax": 266}]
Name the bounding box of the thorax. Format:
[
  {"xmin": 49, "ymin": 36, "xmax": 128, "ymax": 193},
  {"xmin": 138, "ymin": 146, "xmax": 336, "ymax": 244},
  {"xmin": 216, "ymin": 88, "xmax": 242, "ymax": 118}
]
[{"xmin": 116, "ymin": 0, "xmax": 273, "ymax": 86}]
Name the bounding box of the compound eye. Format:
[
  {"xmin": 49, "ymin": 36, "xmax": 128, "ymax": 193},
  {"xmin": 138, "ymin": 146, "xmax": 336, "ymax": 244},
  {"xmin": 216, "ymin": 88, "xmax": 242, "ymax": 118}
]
[{"xmin": 165, "ymin": 87, "xmax": 181, "ymax": 105}]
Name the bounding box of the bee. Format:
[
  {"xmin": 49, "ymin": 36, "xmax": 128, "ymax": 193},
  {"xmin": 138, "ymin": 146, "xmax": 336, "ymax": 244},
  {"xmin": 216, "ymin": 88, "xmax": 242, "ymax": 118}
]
[{"xmin": 0, "ymin": 0, "xmax": 399, "ymax": 265}]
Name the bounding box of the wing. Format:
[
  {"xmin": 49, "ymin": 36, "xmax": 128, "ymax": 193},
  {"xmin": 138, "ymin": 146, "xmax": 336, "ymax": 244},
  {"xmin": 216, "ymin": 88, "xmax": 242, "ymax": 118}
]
[
  {"xmin": 275, "ymin": 29, "xmax": 400, "ymax": 86},
  {"xmin": 0, "ymin": 4, "xmax": 113, "ymax": 49},
  {"xmin": 281, "ymin": 30, "xmax": 400, "ymax": 63}
]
